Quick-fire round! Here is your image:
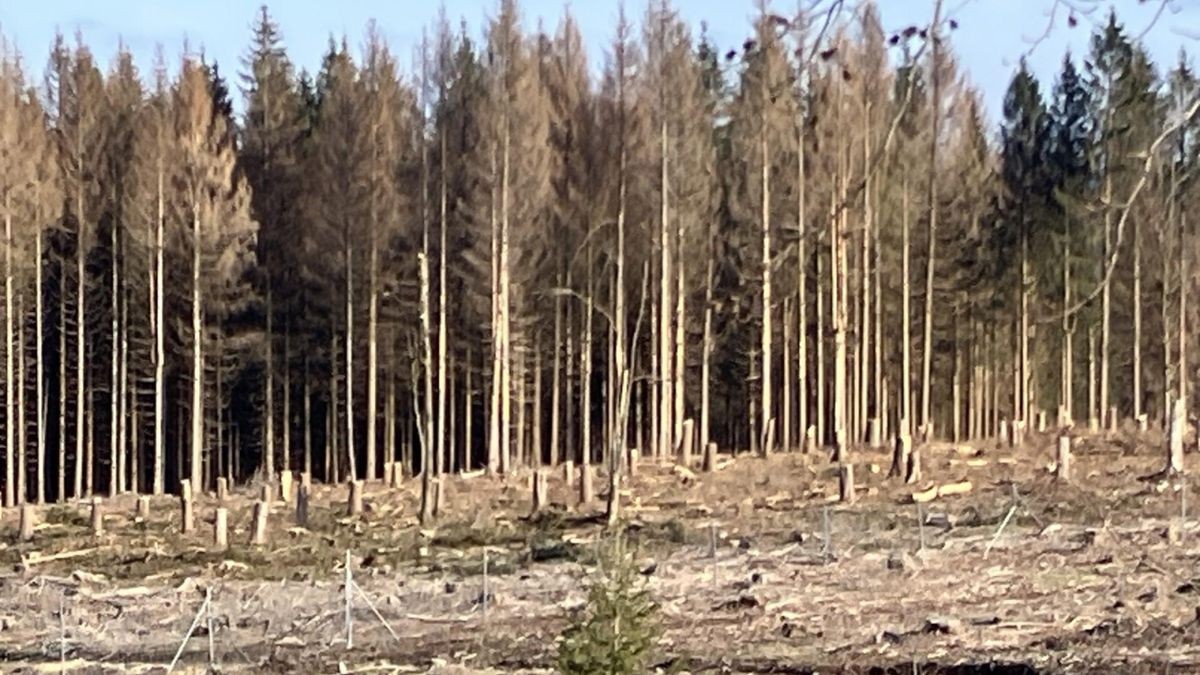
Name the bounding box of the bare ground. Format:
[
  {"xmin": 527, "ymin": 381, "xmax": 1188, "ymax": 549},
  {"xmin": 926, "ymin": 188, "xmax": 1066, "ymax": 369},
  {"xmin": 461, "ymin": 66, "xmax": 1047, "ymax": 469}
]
[{"xmin": 1, "ymin": 425, "xmax": 1199, "ymax": 673}]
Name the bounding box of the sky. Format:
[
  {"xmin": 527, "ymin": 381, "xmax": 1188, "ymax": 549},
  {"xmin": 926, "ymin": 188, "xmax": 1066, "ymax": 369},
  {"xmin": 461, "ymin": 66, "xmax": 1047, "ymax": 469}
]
[{"xmin": 1, "ymin": 0, "xmax": 1197, "ymax": 125}]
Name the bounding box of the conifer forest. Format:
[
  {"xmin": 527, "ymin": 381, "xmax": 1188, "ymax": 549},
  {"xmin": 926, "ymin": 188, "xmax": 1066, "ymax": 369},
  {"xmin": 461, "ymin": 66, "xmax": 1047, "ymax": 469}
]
[{"xmin": 0, "ymin": 0, "xmax": 1197, "ymax": 522}]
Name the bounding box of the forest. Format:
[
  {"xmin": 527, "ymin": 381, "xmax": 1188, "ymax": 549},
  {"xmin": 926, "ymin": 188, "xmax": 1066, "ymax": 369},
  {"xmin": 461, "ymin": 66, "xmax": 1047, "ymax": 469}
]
[{"xmin": 0, "ymin": 0, "xmax": 1197, "ymax": 521}]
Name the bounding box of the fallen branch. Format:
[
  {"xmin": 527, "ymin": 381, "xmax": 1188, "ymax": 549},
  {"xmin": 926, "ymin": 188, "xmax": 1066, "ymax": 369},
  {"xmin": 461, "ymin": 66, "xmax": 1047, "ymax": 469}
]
[{"xmin": 20, "ymin": 548, "xmax": 102, "ymax": 569}]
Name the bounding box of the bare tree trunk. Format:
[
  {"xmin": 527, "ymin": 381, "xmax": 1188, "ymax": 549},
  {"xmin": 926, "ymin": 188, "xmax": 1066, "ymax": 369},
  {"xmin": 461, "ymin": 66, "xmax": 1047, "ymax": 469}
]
[
  {"xmin": 816, "ymin": 224, "xmax": 826, "ymax": 448},
  {"xmin": 17, "ymin": 289, "xmax": 26, "ymax": 503},
  {"xmin": 153, "ymin": 160, "xmax": 165, "ymax": 495},
  {"xmin": 304, "ymin": 357, "xmax": 312, "ymax": 477},
  {"xmin": 367, "ymin": 215, "xmax": 378, "ymax": 482},
  {"xmin": 3, "ymin": 208, "xmax": 13, "ymax": 504},
  {"xmin": 488, "ymin": 139, "xmax": 500, "ymax": 475},
  {"xmin": 35, "ymin": 218, "xmax": 44, "ymax": 503},
  {"xmin": 282, "ymin": 331, "xmax": 290, "ymax": 472},
  {"xmin": 1020, "ymin": 227, "xmax": 1029, "ymax": 427},
  {"xmin": 901, "ymin": 179, "xmax": 912, "ymax": 440},
  {"xmin": 61, "ymin": 288, "xmax": 69, "ymax": 500},
  {"xmin": 330, "ymin": 334, "xmax": 339, "ymax": 482},
  {"xmin": 832, "ymin": 178, "xmax": 848, "ymax": 460},
  {"xmin": 920, "ymin": 0, "xmax": 943, "ymax": 440},
  {"xmin": 118, "ymin": 246, "xmax": 129, "ymax": 493},
  {"xmin": 797, "ymin": 124, "xmax": 808, "ymax": 450},
  {"xmin": 344, "ymin": 225, "xmax": 356, "ymax": 481},
  {"xmin": 111, "ymin": 209, "xmax": 120, "ymax": 497},
  {"xmin": 701, "ymin": 220, "xmax": 714, "ymax": 454},
  {"xmin": 190, "ymin": 203, "xmax": 204, "ymax": 493},
  {"xmin": 419, "ymin": 251, "xmax": 435, "ymax": 523},
  {"xmin": 860, "ymin": 107, "xmax": 873, "ymax": 445},
  {"xmin": 265, "ymin": 291, "xmax": 275, "ymax": 482},
  {"xmin": 551, "ymin": 273, "xmax": 562, "ymax": 466},
  {"xmin": 1100, "ymin": 167, "xmax": 1112, "ymax": 429},
  {"xmin": 783, "ymin": 299, "xmax": 792, "ymax": 451},
  {"xmin": 499, "ymin": 121, "xmax": 512, "ymax": 475},
  {"xmin": 759, "ymin": 95, "xmax": 772, "ymax": 457},
  {"xmin": 658, "ymin": 117, "xmax": 672, "ymax": 460},
  {"xmin": 1132, "ymin": 218, "xmax": 1142, "ymax": 423},
  {"xmin": 1062, "ymin": 215, "xmax": 1073, "ymax": 423},
  {"xmin": 436, "ymin": 135, "xmax": 448, "ymax": 481}
]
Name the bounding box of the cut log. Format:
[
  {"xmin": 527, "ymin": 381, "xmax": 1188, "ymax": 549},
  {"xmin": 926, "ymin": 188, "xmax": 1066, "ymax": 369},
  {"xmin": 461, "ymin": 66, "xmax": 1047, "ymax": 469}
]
[
  {"xmin": 135, "ymin": 496, "xmax": 150, "ymax": 521},
  {"xmin": 911, "ymin": 480, "xmax": 973, "ymax": 503}
]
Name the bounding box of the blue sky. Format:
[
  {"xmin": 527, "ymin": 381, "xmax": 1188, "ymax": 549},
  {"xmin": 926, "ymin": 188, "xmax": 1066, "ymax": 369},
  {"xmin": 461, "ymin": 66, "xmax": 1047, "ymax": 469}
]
[{"xmin": 1, "ymin": 1, "xmax": 1196, "ymax": 124}]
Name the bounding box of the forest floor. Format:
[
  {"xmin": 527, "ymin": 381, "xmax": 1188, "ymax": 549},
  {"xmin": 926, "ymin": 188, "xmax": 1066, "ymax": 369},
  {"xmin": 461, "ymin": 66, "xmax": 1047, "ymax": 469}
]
[{"xmin": 1, "ymin": 425, "xmax": 1200, "ymax": 673}]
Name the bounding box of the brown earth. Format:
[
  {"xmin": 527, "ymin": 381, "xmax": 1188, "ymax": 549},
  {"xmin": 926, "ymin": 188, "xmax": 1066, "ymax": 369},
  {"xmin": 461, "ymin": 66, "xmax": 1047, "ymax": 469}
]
[{"xmin": 1, "ymin": 424, "xmax": 1198, "ymax": 673}]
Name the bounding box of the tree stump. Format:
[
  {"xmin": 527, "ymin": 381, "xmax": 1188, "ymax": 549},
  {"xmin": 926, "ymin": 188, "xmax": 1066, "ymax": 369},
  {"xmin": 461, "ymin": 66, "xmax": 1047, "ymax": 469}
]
[
  {"xmin": 382, "ymin": 462, "xmax": 394, "ymax": 487},
  {"xmin": 563, "ymin": 459, "xmax": 575, "ymax": 487},
  {"xmin": 804, "ymin": 425, "xmax": 818, "ymax": 454},
  {"xmin": 1037, "ymin": 410, "xmax": 1047, "ymax": 434},
  {"xmin": 890, "ymin": 430, "xmax": 911, "ymax": 480},
  {"xmin": 838, "ymin": 464, "xmax": 855, "ymax": 503},
  {"xmin": 280, "ymin": 470, "xmax": 294, "ymax": 504},
  {"xmin": 301, "ymin": 471, "xmax": 312, "ymax": 493},
  {"xmin": 579, "ymin": 465, "xmax": 593, "ymax": 505},
  {"xmin": 999, "ymin": 418, "xmax": 1009, "ymax": 446},
  {"xmin": 390, "ymin": 464, "xmax": 403, "ymax": 488},
  {"xmin": 19, "ymin": 503, "xmax": 35, "ymax": 541},
  {"xmin": 296, "ymin": 484, "xmax": 310, "ymax": 527},
  {"xmin": 1057, "ymin": 405, "xmax": 1072, "ymax": 430},
  {"xmin": 348, "ymin": 480, "xmax": 364, "ymax": 516},
  {"xmin": 180, "ymin": 479, "xmax": 194, "ymax": 534},
  {"xmin": 90, "ymin": 498, "xmax": 104, "ymax": 537},
  {"xmin": 251, "ymin": 500, "xmax": 269, "ymax": 546},
  {"xmin": 1056, "ymin": 436, "xmax": 1071, "ymax": 482},
  {"xmin": 216, "ymin": 477, "xmax": 228, "ymax": 502},
  {"xmin": 531, "ymin": 470, "xmax": 547, "ymax": 514},
  {"xmin": 1137, "ymin": 414, "xmax": 1149, "ymax": 433},
  {"xmin": 135, "ymin": 496, "xmax": 150, "ymax": 521},
  {"xmin": 1169, "ymin": 396, "xmax": 1186, "ymax": 473},
  {"xmin": 1088, "ymin": 416, "xmax": 1100, "ymax": 434},
  {"xmin": 1108, "ymin": 406, "xmax": 1119, "ymax": 433},
  {"xmin": 260, "ymin": 483, "xmax": 272, "ymax": 504},
  {"xmin": 702, "ymin": 442, "xmax": 717, "ymax": 473},
  {"xmin": 679, "ymin": 419, "xmax": 695, "ymax": 467},
  {"xmin": 214, "ymin": 507, "xmax": 229, "ymax": 550},
  {"xmin": 868, "ymin": 418, "xmax": 882, "ymax": 449},
  {"xmin": 761, "ymin": 418, "xmax": 776, "ymax": 456}
]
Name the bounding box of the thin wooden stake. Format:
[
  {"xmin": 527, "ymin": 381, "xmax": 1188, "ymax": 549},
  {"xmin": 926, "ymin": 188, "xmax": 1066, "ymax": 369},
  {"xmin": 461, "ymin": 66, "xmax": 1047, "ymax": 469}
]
[
  {"xmin": 344, "ymin": 550, "xmax": 353, "ymax": 650},
  {"xmin": 167, "ymin": 588, "xmax": 210, "ymax": 673},
  {"xmin": 205, "ymin": 586, "xmax": 215, "ymax": 668}
]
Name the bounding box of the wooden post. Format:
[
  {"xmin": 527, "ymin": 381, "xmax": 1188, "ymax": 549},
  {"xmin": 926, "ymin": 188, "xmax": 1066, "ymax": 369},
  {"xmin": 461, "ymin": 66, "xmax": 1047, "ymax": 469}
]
[
  {"xmin": 390, "ymin": 463, "xmax": 402, "ymax": 488},
  {"xmin": 19, "ymin": 503, "xmax": 35, "ymax": 541},
  {"xmin": 280, "ymin": 470, "xmax": 294, "ymax": 504},
  {"xmin": 251, "ymin": 501, "xmax": 268, "ymax": 546},
  {"xmin": 296, "ymin": 484, "xmax": 310, "ymax": 527},
  {"xmin": 214, "ymin": 507, "xmax": 228, "ymax": 550},
  {"xmin": 563, "ymin": 459, "xmax": 574, "ymax": 487},
  {"xmin": 702, "ymin": 442, "xmax": 716, "ymax": 472},
  {"xmin": 180, "ymin": 479, "xmax": 194, "ymax": 534},
  {"xmin": 216, "ymin": 477, "xmax": 228, "ymax": 502},
  {"xmin": 1036, "ymin": 410, "xmax": 1047, "ymax": 433},
  {"xmin": 679, "ymin": 419, "xmax": 695, "ymax": 467},
  {"xmin": 1056, "ymin": 435, "xmax": 1071, "ymax": 482},
  {"xmin": 838, "ymin": 464, "xmax": 855, "ymax": 503},
  {"xmin": 1169, "ymin": 396, "xmax": 1186, "ymax": 473},
  {"xmin": 135, "ymin": 496, "xmax": 150, "ymax": 521},
  {"xmin": 531, "ymin": 470, "xmax": 547, "ymax": 514},
  {"xmin": 348, "ymin": 480, "xmax": 363, "ymax": 516},
  {"xmin": 90, "ymin": 497, "xmax": 103, "ymax": 537}
]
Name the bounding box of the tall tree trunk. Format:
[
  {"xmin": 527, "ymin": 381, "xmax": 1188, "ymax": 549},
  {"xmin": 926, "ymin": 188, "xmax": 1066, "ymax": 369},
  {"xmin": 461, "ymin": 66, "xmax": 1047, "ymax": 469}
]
[
  {"xmin": 282, "ymin": 331, "xmax": 290, "ymax": 471},
  {"xmin": 1062, "ymin": 215, "xmax": 1073, "ymax": 422},
  {"xmin": 759, "ymin": 97, "xmax": 772, "ymax": 457},
  {"xmin": 36, "ymin": 217, "xmax": 45, "ymax": 503},
  {"xmin": 551, "ymin": 273, "xmax": 562, "ymax": 466},
  {"xmin": 153, "ymin": 159, "xmax": 165, "ymax": 495},
  {"xmin": 367, "ymin": 209, "xmax": 379, "ymax": 482},
  {"xmin": 499, "ymin": 118, "xmax": 512, "ymax": 474},
  {"xmin": 1100, "ymin": 159, "xmax": 1112, "ymax": 428},
  {"xmin": 797, "ymin": 123, "xmax": 808, "ymax": 448},
  {"xmin": 488, "ymin": 141, "xmax": 500, "ymax": 475},
  {"xmin": 920, "ymin": 0, "xmax": 943, "ymax": 439},
  {"xmin": 304, "ymin": 357, "xmax": 312, "ymax": 476},
  {"xmin": 419, "ymin": 251, "xmax": 435, "ymax": 523},
  {"xmin": 330, "ymin": 334, "xmax": 340, "ymax": 482},
  {"xmin": 1132, "ymin": 218, "xmax": 1141, "ymax": 422},
  {"xmin": 265, "ymin": 290, "xmax": 275, "ymax": 482},
  {"xmin": 3, "ymin": 205, "xmax": 13, "ymax": 504},
  {"xmin": 901, "ymin": 179, "xmax": 912, "ymax": 438},
  {"xmin": 61, "ymin": 284, "xmax": 68, "ymax": 500},
  {"xmin": 436, "ymin": 134, "xmax": 448, "ymax": 482},
  {"xmin": 16, "ymin": 286, "xmax": 25, "ymax": 503},
  {"xmin": 110, "ymin": 206, "xmax": 120, "ymax": 497},
  {"xmin": 658, "ymin": 117, "xmax": 671, "ymax": 459},
  {"xmin": 783, "ymin": 299, "xmax": 792, "ymax": 452},
  {"xmin": 190, "ymin": 203, "xmax": 203, "ymax": 492},
  {"xmin": 344, "ymin": 225, "xmax": 356, "ymax": 481},
  {"xmin": 118, "ymin": 244, "xmax": 129, "ymax": 493},
  {"xmin": 701, "ymin": 221, "xmax": 714, "ymax": 454}
]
